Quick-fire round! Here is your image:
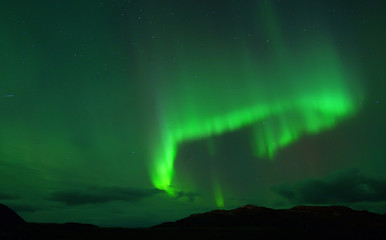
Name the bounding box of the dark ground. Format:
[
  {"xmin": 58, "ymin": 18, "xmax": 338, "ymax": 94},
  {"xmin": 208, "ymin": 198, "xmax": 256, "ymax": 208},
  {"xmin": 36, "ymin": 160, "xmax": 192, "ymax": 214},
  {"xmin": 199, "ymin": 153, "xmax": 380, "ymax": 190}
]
[{"xmin": 1, "ymin": 204, "xmax": 385, "ymax": 239}]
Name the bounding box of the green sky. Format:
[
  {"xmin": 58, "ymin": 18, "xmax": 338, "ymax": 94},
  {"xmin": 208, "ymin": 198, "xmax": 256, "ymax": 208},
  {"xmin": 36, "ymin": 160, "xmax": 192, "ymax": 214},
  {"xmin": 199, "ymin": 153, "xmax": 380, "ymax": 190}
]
[{"xmin": 0, "ymin": 0, "xmax": 385, "ymax": 227}]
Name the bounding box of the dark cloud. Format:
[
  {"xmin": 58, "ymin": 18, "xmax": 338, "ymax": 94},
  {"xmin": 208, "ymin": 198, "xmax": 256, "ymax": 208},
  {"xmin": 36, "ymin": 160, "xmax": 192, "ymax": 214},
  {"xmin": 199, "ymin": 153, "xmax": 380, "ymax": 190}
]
[
  {"xmin": 173, "ymin": 191, "xmax": 200, "ymax": 202},
  {"xmin": 0, "ymin": 192, "xmax": 20, "ymax": 200},
  {"xmin": 272, "ymin": 169, "xmax": 386, "ymax": 204},
  {"xmin": 49, "ymin": 187, "xmax": 164, "ymax": 206}
]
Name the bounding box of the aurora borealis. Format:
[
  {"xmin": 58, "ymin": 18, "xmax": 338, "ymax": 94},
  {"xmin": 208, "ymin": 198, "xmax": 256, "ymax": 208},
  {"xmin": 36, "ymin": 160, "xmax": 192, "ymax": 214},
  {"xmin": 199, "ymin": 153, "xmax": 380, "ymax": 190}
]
[
  {"xmin": 148, "ymin": 0, "xmax": 362, "ymax": 204},
  {"xmin": 0, "ymin": 0, "xmax": 385, "ymax": 227}
]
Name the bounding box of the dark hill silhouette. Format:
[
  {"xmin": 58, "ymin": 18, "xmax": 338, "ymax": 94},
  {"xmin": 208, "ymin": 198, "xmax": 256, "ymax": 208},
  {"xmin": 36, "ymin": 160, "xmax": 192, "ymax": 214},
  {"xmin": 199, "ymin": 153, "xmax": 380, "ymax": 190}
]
[
  {"xmin": 0, "ymin": 203, "xmax": 25, "ymax": 225},
  {"xmin": 0, "ymin": 203, "xmax": 385, "ymax": 239},
  {"xmin": 155, "ymin": 204, "xmax": 385, "ymax": 227},
  {"xmin": 154, "ymin": 205, "xmax": 386, "ymax": 239}
]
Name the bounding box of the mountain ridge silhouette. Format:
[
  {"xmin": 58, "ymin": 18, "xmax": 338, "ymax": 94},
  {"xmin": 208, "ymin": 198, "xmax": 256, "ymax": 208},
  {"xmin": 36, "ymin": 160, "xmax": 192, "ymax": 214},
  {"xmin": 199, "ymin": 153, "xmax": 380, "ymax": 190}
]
[
  {"xmin": 1, "ymin": 203, "xmax": 385, "ymax": 239},
  {"xmin": 0, "ymin": 203, "xmax": 25, "ymax": 226}
]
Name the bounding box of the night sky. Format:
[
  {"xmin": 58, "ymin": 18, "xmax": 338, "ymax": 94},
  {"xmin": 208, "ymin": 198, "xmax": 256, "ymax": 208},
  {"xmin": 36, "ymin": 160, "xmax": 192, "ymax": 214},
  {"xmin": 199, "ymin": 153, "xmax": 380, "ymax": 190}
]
[{"xmin": 0, "ymin": 0, "xmax": 385, "ymax": 227}]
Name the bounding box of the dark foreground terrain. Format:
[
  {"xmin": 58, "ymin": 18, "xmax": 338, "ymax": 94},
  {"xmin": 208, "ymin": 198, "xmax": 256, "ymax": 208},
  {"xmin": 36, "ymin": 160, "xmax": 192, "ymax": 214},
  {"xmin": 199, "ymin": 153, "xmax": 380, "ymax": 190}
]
[{"xmin": 1, "ymin": 203, "xmax": 385, "ymax": 239}]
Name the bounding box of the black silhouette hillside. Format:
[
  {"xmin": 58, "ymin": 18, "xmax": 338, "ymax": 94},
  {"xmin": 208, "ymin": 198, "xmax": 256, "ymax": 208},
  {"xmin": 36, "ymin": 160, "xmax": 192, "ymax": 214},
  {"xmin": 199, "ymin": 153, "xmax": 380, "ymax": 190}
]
[
  {"xmin": 0, "ymin": 203, "xmax": 385, "ymax": 239},
  {"xmin": 155, "ymin": 204, "xmax": 385, "ymax": 229},
  {"xmin": 154, "ymin": 205, "xmax": 386, "ymax": 239},
  {"xmin": 0, "ymin": 203, "xmax": 25, "ymax": 225}
]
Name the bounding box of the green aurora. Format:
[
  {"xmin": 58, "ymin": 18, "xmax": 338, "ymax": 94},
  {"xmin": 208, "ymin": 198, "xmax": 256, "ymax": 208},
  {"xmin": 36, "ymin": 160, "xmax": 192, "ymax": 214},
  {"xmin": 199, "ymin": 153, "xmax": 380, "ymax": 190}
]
[
  {"xmin": 0, "ymin": 0, "xmax": 384, "ymax": 227},
  {"xmin": 148, "ymin": 1, "xmax": 362, "ymax": 206}
]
